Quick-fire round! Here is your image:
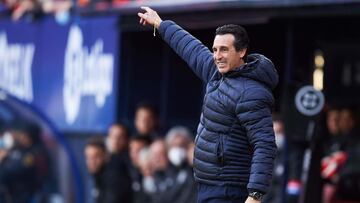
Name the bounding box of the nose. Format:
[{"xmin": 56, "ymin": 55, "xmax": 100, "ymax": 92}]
[{"xmin": 214, "ymin": 50, "xmax": 222, "ymax": 61}]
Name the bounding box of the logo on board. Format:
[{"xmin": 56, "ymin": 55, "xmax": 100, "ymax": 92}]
[
  {"xmin": 0, "ymin": 33, "xmax": 35, "ymax": 102},
  {"xmin": 63, "ymin": 25, "xmax": 114, "ymax": 124}
]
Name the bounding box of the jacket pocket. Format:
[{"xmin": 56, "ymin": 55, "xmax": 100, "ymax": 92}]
[{"xmin": 216, "ymin": 134, "xmax": 225, "ymax": 166}]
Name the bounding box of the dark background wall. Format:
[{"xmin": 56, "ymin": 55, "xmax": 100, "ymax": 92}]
[{"xmin": 117, "ymin": 20, "xmax": 288, "ymax": 134}]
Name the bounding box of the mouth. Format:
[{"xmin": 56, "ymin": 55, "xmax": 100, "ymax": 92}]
[{"xmin": 217, "ymin": 62, "xmax": 226, "ymax": 68}]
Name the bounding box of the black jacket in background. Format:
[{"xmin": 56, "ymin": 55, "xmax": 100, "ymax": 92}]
[
  {"xmin": 337, "ymin": 128, "xmax": 360, "ymax": 201},
  {"xmin": 92, "ymin": 158, "xmax": 132, "ymax": 203},
  {"xmin": 0, "ymin": 145, "xmax": 48, "ymax": 203}
]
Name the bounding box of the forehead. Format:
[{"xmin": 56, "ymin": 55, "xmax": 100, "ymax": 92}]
[
  {"xmin": 213, "ymin": 34, "xmax": 235, "ymax": 47},
  {"xmin": 109, "ymin": 125, "xmax": 125, "ymax": 134},
  {"xmin": 130, "ymin": 140, "xmax": 146, "ymax": 148},
  {"xmin": 136, "ymin": 108, "xmax": 154, "ymax": 117},
  {"xmin": 85, "ymin": 146, "xmax": 104, "ymax": 155}
]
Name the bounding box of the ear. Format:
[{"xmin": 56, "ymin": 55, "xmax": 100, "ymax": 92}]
[{"xmin": 238, "ymin": 48, "xmax": 247, "ymax": 58}]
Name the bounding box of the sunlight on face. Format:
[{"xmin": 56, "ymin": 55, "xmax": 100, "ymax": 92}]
[{"xmin": 212, "ymin": 34, "xmax": 246, "ymax": 74}]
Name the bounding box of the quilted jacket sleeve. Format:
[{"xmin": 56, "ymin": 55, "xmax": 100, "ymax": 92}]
[
  {"xmin": 235, "ymin": 85, "xmax": 277, "ymax": 193},
  {"xmin": 158, "ymin": 20, "xmax": 216, "ymax": 83}
]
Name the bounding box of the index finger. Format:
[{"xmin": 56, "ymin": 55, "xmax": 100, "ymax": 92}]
[{"xmin": 141, "ymin": 6, "xmax": 153, "ymax": 13}]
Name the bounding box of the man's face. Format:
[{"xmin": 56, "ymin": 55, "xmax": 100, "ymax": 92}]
[
  {"xmin": 327, "ymin": 110, "xmax": 340, "ymax": 135},
  {"xmin": 150, "ymin": 140, "xmax": 168, "ymax": 171},
  {"xmin": 85, "ymin": 146, "xmax": 106, "ymax": 174},
  {"xmin": 135, "ymin": 108, "xmax": 156, "ymax": 135},
  {"xmin": 107, "ymin": 125, "xmax": 128, "ymax": 153},
  {"xmin": 129, "ymin": 140, "xmax": 146, "ymax": 167},
  {"xmin": 339, "ymin": 109, "xmax": 355, "ymax": 134},
  {"xmin": 213, "ymin": 34, "xmax": 246, "ymax": 74}
]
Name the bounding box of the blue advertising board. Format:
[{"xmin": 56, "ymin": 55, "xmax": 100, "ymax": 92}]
[{"xmin": 0, "ymin": 17, "xmax": 119, "ymax": 132}]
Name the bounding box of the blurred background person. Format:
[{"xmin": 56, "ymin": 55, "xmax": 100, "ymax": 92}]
[
  {"xmin": 263, "ymin": 115, "xmax": 287, "ymax": 203},
  {"xmin": 321, "ymin": 105, "xmax": 360, "ymax": 203},
  {"xmin": 0, "ymin": 126, "xmax": 14, "ymax": 203},
  {"xmin": 84, "ymin": 137, "xmax": 132, "ymax": 203},
  {"xmin": 4, "ymin": 0, "xmax": 42, "ymax": 21},
  {"xmin": 165, "ymin": 126, "xmax": 197, "ymax": 203},
  {"xmin": 129, "ymin": 136, "xmax": 151, "ymax": 203},
  {"xmin": 106, "ymin": 123, "xmax": 131, "ymax": 169},
  {"xmin": 166, "ymin": 126, "xmax": 191, "ymax": 168},
  {"xmin": 137, "ymin": 147, "xmax": 154, "ymax": 203},
  {"xmin": 321, "ymin": 106, "xmax": 346, "ymax": 203},
  {"xmin": 148, "ymin": 138, "xmax": 175, "ymax": 203},
  {"xmin": 334, "ymin": 106, "xmax": 360, "ymax": 202},
  {"xmin": 134, "ymin": 103, "xmax": 160, "ymax": 141},
  {"xmin": 338, "ymin": 106, "xmax": 357, "ymax": 137},
  {"xmin": 1, "ymin": 0, "xmax": 72, "ymax": 22},
  {"xmin": 0, "ymin": 121, "xmax": 50, "ymax": 203}
]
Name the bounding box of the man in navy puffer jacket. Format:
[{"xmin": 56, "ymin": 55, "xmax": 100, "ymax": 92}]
[{"xmin": 138, "ymin": 7, "xmax": 278, "ymax": 203}]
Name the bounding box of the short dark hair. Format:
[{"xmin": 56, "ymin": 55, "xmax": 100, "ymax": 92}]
[
  {"xmin": 85, "ymin": 137, "xmax": 106, "ymax": 152},
  {"xmin": 340, "ymin": 106, "xmax": 358, "ymax": 123},
  {"xmin": 136, "ymin": 102, "xmax": 158, "ymax": 117},
  {"xmin": 110, "ymin": 123, "xmax": 130, "ymax": 139},
  {"xmin": 215, "ymin": 24, "xmax": 249, "ymax": 52},
  {"xmin": 130, "ymin": 135, "xmax": 152, "ymax": 146}
]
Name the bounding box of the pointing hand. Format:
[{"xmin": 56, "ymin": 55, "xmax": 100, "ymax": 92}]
[{"xmin": 138, "ymin": 6, "xmax": 162, "ymax": 28}]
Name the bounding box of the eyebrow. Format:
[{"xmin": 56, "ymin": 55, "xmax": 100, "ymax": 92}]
[{"xmin": 212, "ymin": 45, "xmax": 229, "ymax": 50}]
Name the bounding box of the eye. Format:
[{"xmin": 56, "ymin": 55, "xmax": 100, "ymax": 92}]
[
  {"xmin": 212, "ymin": 48, "xmax": 217, "ymax": 52},
  {"xmin": 221, "ymin": 47, "xmax": 228, "ymax": 52}
]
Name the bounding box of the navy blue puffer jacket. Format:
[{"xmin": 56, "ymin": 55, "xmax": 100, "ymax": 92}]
[{"xmin": 159, "ymin": 21, "xmax": 278, "ymax": 193}]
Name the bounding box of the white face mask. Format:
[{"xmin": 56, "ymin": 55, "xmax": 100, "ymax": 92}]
[
  {"xmin": 275, "ymin": 133, "xmax": 285, "ymax": 149},
  {"xmin": 168, "ymin": 147, "xmax": 187, "ymax": 167},
  {"xmin": 143, "ymin": 176, "xmax": 156, "ymax": 193},
  {"xmin": 0, "ymin": 132, "xmax": 14, "ymax": 150}
]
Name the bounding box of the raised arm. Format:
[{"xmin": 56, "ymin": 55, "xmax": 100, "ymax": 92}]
[{"xmin": 138, "ymin": 7, "xmax": 216, "ymax": 83}]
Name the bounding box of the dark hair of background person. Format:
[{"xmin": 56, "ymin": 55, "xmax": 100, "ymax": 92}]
[
  {"xmin": 111, "ymin": 123, "xmax": 130, "ymax": 138},
  {"xmin": 85, "ymin": 137, "xmax": 106, "ymax": 152},
  {"xmin": 135, "ymin": 102, "xmax": 159, "ymax": 118},
  {"xmin": 129, "ymin": 135, "xmax": 152, "ymax": 146}
]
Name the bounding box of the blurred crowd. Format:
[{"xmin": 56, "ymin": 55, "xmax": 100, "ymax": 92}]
[
  {"xmin": 320, "ymin": 105, "xmax": 360, "ymax": 203},
  {"xmin": 0, "ymin": 0, "xmax": 151, "ymax": 22},
  {"xmin": 1, "ymin": 102, "xmax": 359, "ymax": 203},
  {"xmin": 84, "ymin": 103, "xmax": 197, "ymax": 203},
  {"xmin": 0, "ymin": 0, "xmax": 72, "ymax": 22},
  {"xmin": 284, "ymin": 105, "xmax": 360, "ymax": 203}
]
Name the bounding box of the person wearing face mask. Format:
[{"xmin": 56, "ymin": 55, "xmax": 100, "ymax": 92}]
[
  {"xmin": 166, "ymin": 126, "xmax": 192, "ymax": 168},
  {"xmin": 165, "ymin": 126, "xmax": 197, "ymax": 203}
]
